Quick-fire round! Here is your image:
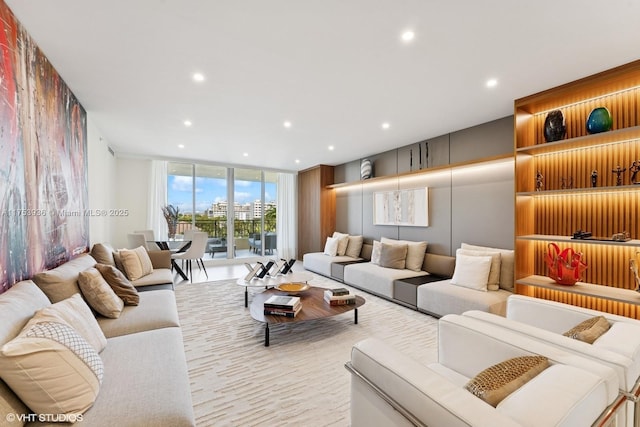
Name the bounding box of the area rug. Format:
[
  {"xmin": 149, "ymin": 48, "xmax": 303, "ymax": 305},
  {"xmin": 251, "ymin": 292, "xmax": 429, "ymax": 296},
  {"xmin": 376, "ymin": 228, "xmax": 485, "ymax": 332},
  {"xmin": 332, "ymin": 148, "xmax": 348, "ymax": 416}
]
[{"xmin": 175, "ymin": 274, "xmax": 439, "ymax": 426}]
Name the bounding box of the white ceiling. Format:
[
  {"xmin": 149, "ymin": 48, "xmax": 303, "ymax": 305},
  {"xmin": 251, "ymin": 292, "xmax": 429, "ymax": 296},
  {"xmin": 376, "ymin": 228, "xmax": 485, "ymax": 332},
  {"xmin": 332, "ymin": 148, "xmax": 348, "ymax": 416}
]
[{"xmin": 6, "ymin": 0, "xmax": 640, "ymax": 172}]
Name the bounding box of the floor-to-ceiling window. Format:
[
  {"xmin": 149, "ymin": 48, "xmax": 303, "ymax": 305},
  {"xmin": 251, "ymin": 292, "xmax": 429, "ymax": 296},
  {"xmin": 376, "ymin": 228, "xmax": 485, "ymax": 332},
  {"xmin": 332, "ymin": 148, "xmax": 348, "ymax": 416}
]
[{"xmin": 167, "ymin": 162, "xmax": 277, "ymax": 261}]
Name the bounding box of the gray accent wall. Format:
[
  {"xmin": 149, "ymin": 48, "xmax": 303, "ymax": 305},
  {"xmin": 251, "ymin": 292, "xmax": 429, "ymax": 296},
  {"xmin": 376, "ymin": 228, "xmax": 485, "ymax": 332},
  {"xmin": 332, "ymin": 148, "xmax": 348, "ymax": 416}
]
[{"xmin": 334, "ymin": 116, "xmax": 514, "ymax": 256}]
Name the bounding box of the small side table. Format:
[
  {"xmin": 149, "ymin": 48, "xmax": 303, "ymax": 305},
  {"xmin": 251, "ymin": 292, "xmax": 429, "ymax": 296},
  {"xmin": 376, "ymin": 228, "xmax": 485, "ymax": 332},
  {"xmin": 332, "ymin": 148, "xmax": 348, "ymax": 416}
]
[{"xmin": 393, "ymin": 275, "xmax": 449, "ymax": 308}]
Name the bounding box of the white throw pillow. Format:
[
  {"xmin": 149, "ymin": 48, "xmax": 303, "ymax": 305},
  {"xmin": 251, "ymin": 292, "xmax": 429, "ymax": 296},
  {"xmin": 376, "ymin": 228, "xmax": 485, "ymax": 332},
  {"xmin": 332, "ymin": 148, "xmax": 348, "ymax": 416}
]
[
  {"xmin": 0, "ymin": 321, "xmax": 103, "ymax": 416},
  {"xmin": 323, "ymin": 237, "xmax": 339, "ymax": 256},
  {"xmin": 457, "ymin": 248, "xmax": 502, "ymax": 291},
  {"xmin": 461, "ymin": 243, "xmax": 514, "ymax": 291},
  {"xmin": 370, "ymin": 240, "xmax": 382, "ymax": 265},
  {"xmin": 381, "ymin": 237, "xmax": 427, "ymax": 272},
  {"xmin": 332, "ymin": 232, "xmax": 350, "ymax": 256},
  {"xmin": 450, "ymin": 253, "xmax": 492, "ymax": 292}
]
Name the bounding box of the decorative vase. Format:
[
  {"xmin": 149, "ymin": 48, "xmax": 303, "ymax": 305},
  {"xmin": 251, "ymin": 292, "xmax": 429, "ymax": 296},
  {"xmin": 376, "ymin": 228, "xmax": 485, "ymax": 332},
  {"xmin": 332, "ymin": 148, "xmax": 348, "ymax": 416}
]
[
  {"xmin": 361, "ymin": 159, "xmax": 372, "ymax": 180},
  {"xmin": 543, "ymin": 110, "xmax": 566, "ymax": 142},
  {"xmin": 586, "ymin": 107, "xmax": 613, "ymax": 134}
]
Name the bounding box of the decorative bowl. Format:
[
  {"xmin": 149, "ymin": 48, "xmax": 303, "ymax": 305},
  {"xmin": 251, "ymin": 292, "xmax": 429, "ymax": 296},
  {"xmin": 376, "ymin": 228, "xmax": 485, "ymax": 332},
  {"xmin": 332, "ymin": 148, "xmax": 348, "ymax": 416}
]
[{"xmin": 276, "ymin": 282, "xmax": 310, "ymax": 295}]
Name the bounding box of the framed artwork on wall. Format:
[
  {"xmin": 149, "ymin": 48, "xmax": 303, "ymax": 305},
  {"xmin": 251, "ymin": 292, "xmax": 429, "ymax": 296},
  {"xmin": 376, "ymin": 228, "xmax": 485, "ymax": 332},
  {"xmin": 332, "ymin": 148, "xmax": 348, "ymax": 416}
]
[{"xmin": 373, "ymin": 187, "xmax": 429, "ymax": 227}]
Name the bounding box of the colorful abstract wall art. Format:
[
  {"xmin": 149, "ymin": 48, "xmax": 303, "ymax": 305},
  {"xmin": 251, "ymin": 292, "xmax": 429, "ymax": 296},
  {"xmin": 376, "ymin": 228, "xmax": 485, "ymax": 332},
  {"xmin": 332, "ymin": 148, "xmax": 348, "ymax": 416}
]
[{"xmin": 0, "ymin": 1, "xmax": 89, "ymax": 294}]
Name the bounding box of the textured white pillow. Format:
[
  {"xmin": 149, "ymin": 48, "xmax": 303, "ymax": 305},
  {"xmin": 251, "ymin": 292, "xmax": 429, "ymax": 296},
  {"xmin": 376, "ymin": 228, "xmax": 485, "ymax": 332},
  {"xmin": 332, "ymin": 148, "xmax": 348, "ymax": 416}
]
[
  {"xmin": 461, "ymin": 243, "xmax": 514, "ymax": 291},
  {"xmin": 457, "ymin": 248, "xmax": 502, "ymax": 291},
  {"xmin": 381, "ymin": 237, "xmax": 427, "ymax": 271},
  {"xmin": 450, "ymin": 253, "xmax": 492, "ymax": 292},
  {"xmin": 332, "ymin": 232, "xmax": 350, "ymax": 256},
  {"xmin": 370, "ymin": 240, "xmax": 382, "ymax": 265},
  {"xmin": 323, "ymin": 237, "xmax": 339, "ymax": 256},
  {"xmin": 24, "ymin": 294, "xmax": 107, "ymax": 353},
  {"xmin": 0, "ymin": 321, "xmax": 103, "ymax": 416}
]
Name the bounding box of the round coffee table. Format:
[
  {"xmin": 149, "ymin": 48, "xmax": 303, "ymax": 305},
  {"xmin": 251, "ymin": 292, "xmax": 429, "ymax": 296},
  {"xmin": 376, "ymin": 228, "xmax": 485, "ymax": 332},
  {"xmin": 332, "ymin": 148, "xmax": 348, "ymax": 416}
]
[
  {"xmin": 236, "ymin": 271, "xmax": 313, "ymax": 307},
  {"xmin": 249, "ymin": 286, "xmax": 365, "ymax": 346}
]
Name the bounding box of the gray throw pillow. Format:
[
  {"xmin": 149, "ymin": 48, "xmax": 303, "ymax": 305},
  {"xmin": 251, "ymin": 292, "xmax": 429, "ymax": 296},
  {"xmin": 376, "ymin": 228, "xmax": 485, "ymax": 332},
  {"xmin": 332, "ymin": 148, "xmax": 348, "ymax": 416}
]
[{"xmin": 378, "ymin": 243, "xmax": 408, "ymax": 270}]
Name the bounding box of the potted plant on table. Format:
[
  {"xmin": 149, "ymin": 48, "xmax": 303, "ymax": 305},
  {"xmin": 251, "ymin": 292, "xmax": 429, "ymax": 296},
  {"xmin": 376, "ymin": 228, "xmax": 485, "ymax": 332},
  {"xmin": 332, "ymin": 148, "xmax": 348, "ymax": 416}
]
[{"xmin": 161, "ymin": 204, "xmax": 180, "ymax": 239}]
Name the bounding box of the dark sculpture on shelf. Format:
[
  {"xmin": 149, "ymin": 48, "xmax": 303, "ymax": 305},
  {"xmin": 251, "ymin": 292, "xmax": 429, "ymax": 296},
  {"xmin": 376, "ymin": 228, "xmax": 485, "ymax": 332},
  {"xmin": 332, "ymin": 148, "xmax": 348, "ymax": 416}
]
[
  {"xmin": 630, "ymin": 161, "xmax": 640, "ymax": 184},
  {"xmin": 612, "ymin": 165, "xmax": 626, "ymax": 186},
  {"xmin": 535, "ymin": 171, "xmax": 544, "ymax": 191},
  {"xmin": 543, "ymin": 110, "xmax": 566, "ymax": 142},
  {"xmin": 586, "ymin": 107, "xmax": 613, "ymax": 134},
  {"xmin": 591, "ymin": 169, "xmax": 598, "ymax": 187}
]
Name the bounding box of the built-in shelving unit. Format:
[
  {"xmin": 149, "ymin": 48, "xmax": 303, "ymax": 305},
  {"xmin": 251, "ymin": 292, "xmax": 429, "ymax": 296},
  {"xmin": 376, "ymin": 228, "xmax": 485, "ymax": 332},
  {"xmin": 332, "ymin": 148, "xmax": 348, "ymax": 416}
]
[
  {"xmin": 515, "ymin": 59, "xmax": 640, "ymax": 318},
  {"xmin": 328, "ymin": 153, "xmax": 512, "ymax": 189}
]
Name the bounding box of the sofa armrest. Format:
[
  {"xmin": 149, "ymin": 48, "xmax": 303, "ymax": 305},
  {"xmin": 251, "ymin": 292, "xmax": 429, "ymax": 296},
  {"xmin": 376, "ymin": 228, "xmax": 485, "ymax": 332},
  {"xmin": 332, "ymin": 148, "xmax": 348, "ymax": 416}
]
[
  {"xmin": 348, "ymin": 338, "xmax": 521, "ymax": 427},
  {"xmin": 147, "ymin": 250, "xmax": 171, "ymax": 269}
]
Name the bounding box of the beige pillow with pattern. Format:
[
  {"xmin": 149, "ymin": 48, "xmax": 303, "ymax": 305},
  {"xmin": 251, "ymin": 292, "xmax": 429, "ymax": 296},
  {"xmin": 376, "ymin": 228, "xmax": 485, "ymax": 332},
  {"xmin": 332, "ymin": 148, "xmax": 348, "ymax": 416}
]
[
  {"xmin": 119, "ymin": 246, "xmax": 153, "ymax": 281},
  {"xmin": 563, "ymin": 316, "xmax": 610, "ymax": 344},
  {"xmin": 78, "ymin": 268, "xmax": 124, "ymax": 318},
  {"xmin": 95, "ymin": 263, "xmax": 140, "ymax": 306},
  {"xmin": 0, "ymin": 320, "xmax": 103, "ymax": 416},
  {"xmin": 24, "ymin": 294, "xmax": 107, "ymax": 353}
]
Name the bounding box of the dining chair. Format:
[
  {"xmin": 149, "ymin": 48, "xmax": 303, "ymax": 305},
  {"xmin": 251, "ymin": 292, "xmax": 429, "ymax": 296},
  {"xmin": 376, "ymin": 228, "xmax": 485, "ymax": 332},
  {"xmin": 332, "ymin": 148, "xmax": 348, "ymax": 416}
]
[
  {"xmin": 127, "ymin": 233, "xmax": 147, "ymax": 250},
  {"xmin": 134, "ymin": 229, "xmax": 155, "ymax": 250},
  {"xmin": 171, "ymin": 232, "xmax": 208, "ymax": 282},
  {"xmin": 183, "ymin": 229, "xmax": 196, "ymax": 242}
]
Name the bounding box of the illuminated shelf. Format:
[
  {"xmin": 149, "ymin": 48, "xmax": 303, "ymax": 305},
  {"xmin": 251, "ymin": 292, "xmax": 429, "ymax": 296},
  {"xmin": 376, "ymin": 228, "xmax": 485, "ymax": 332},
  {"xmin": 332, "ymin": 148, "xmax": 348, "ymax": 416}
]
[
  {"xmin": 328, "ymin": 153, "xmax": 512, "ymax": 189},
  {"xmin": 516, "ymin": 126, "xmax": 640, "ymax": 155},
  {"xmin": 517, "ymin": 274, "xmax": 640, "ymax": 306},
  {"xmin": 517, "ymin": 184, "xmax": 640, "ymax": 197},
  {"xmin": 516, "ymin": 235, "xmax": 640, "ymax": 247}
]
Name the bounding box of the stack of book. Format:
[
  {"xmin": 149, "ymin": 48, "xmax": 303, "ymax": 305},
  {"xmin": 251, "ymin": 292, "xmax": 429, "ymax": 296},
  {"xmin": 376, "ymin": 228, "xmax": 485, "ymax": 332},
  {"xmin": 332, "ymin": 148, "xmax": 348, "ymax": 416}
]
[
  {"xmin": 324, "ymin": 288, "xmax": 357, "ymax": 305},
  {"xmin": 263, "ymin": 295, "xmax": 302, "ymax": 317}
]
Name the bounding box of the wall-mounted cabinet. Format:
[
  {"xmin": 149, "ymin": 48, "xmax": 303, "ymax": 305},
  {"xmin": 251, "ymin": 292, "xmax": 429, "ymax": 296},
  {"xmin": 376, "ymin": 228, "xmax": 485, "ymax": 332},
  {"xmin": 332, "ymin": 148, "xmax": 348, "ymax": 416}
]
[{"xmin": 514, "ymin": 59, "xmax": 640, "ymax": 318}]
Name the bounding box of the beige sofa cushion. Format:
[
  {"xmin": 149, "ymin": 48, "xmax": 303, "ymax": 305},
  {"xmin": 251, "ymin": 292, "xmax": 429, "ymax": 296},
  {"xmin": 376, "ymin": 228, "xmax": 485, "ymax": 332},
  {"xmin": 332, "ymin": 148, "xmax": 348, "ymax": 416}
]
[
  {"xmin": 78, "ymin": 268, "xmax": 124, "ymax": 319},
  {"xmin": 381, "ymin": 237, "xmax": 427, "ymax": 272},
  {"xmin": 461, "ymin": 243, "xmax": 514, "ymax": 291},
  {"xmin": 90, "ymin": 242, "xmax": 116, "ymax": 266},
  {"xmin": 332, "ymin": 232, "xmax": 350, "ymax": 256},
  {"xmin": 345, "ymin": 235, "xmax": 364, "ymax": 258},
  {"xmin": 131, "ymin": 269, "xmax": 174, "ymax": 288},
  {"xmin": 457, "ymin": 248, "xmax": 501, "ymax": 291},
  {"xmin": 25, "ymin": 293, "xmax": 107, "ymax": 353},
  {"xmin": 97, "ymin": 289, "xmax": 180, "ymax": 338},
  {"xmin": 95, "ymin": 263, "xmax": 140, "ymax": 305},
  {"xmin": 120, "ymin": 246, "xmax": 154, "ymax": 281},
  {"xmin": 32, "ymin": 254, "xmax": 97, "ymax": 303},
  {"xmin": 378, "ymin": 243, "xmax": 407, "ymax": 269},
  {"xmin": 0, "ymin": 320, "xmax": 103, "ymax": 416}
]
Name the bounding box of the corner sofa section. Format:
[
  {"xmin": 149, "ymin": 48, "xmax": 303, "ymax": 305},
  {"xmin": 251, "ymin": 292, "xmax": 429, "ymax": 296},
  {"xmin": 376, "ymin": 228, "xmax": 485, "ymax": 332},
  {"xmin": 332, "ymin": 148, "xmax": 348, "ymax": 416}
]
[{"xmin": 0, "ymin": 250, "xmax": 194, "ymax": 426}]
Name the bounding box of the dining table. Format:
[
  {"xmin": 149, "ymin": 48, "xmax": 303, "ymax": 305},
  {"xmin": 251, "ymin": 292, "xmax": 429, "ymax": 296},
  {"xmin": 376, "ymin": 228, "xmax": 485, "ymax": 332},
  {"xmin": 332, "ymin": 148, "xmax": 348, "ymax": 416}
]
[{"xmin": 149, "ymin": 239, "xmax": 192, "ymax": 281}]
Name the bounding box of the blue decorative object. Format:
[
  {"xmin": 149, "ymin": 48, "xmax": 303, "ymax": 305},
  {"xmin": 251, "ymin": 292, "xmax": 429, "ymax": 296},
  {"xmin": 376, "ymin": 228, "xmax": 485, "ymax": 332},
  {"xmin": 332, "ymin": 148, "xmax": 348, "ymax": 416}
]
[
  {"xmin": 543, "ymin": 110, "xmax": 566, "ymax": 142},
  {"xmin": 361, "ymin": 159, "xmax": 372, "ymax": 180},
  {"xmin": 586, "ymin": 107, "xmax": 613, "ymax": 134}
]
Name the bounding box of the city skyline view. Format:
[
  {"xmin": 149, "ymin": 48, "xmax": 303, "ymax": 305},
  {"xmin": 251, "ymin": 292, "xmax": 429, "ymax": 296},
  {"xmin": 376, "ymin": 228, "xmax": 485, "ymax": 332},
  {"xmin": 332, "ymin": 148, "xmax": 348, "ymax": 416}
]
[{"xmin": 167, "ymin": 175, "xmax": 277, "ymax": 214}]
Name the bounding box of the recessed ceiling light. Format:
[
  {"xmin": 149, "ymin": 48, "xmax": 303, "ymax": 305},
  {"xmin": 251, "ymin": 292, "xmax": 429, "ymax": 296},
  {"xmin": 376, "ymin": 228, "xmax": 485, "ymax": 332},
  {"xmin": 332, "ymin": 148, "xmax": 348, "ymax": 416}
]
[
  {"xmin": 178, "ymin": 144, "xmax": 185, "ymax": 149},
  {"xmin": 328, "ymin": 145, "xmax": 335, "ymax": 151},
  {"xmin": 283, "ymin": 121, "xmax": 292, "ymax": 128},
  {"xmin": 401, "ymin": 31, "xmax": 415, "ymax": 42},
  {"xmin": 486, "ymin": 78, "xmax": 498, "ymax": 88},
  {"xmin": 192, "ymin": 72, "xmax": 205, "ymax": 82},
  {"xmin": 295, "ymin": 159, "xmax": 300, "ymax": 164},
  {"xmin": 184, "ymin": 120, "xmax": 192, "ymax": 127},
  {"xmin": 243, "ymin": 152, "xmax": 249, "ymax": 157},
  {"xmin": 382, "ymin": 122, "xmax": 390, "ymax": 129}
]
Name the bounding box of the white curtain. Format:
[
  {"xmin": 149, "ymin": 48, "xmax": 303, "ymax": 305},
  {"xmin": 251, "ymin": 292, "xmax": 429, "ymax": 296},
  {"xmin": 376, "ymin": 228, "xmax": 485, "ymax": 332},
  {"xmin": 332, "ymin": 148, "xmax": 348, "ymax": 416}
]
[
  {"xmin": 276, "ymin": 172, "xmax": 297, "ymax": 260},
  {"xmin": 147, "ymin": 160, "xmax": 168, "ymax": 239}
]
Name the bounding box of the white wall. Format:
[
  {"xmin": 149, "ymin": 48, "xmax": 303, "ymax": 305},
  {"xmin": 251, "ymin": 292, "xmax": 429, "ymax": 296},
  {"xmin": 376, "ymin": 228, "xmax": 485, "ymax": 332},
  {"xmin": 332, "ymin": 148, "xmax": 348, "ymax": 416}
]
[
  {"xmin": 87, "ymin": 115, "xmax": 117, "ymax": 246},
  {"xmin": 112, "ymin": 157, "xmax": 151, "ymax": 249}
]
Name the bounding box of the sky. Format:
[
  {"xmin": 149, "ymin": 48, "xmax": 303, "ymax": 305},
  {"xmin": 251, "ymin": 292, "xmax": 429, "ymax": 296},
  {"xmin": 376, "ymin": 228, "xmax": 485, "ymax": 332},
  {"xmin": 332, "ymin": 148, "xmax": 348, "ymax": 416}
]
[{"xmin": 168, "ymin": 175, "xmax": 276, "ymax": 214}]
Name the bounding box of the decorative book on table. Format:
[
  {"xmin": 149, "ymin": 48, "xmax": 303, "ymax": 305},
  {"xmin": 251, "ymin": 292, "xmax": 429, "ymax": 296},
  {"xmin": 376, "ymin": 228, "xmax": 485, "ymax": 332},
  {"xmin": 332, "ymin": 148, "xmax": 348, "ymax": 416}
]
[
  {"xmin": 323, "ymin": 289, "xmax": 356, "ymax": 305},
  {"xmin": 327, "ymin": 287, "xmax": 350, "ymax": 296},
  {"xmin": 264, "ymin": 295, "xmax": 302, "ymax": 317}
]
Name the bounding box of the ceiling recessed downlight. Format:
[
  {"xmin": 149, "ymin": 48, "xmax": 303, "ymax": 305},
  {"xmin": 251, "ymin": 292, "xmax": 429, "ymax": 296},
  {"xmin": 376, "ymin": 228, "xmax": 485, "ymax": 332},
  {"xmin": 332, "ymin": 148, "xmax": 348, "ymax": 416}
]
[
  {"xmin": 183, "ymin": 120, "xmax": 192, "ymax": 127},
  {"xmin": 486, "ymin": 78, "xmax": 498, "ymax": 88},
  {"xmin": 283, "ymin": 121, "xmax": 292, "ymax": 128},
  {"xmin": 295, "ymin": 159, "xmax": 300, "ymax": 164},
  {"xmin": 328, "ymin": 145, "xmax": 335, "ymax": 151},
  {"xmin": 178, "ymin": 144, "xmax": 185, "ymax": 149},
  {"xmin": 382, "ymin": 122, "xmax": 390, "ymax": 129},
  {"xmin": 243, "ymin": 152, "xmax": 249, "ymax": 157},
  {"xmin": 401, "ymin": 31, "xmax": 415, "ymax": 42},
  {"xmin": 192, "ymin": 72, "xmax": 205, "ymax": 82}
]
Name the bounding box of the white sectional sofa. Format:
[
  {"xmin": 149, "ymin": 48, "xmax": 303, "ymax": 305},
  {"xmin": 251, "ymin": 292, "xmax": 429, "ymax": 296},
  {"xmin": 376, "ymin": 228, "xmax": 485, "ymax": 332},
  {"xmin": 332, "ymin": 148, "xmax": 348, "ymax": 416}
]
[
  {"xmin": 347, "ymin": 314, "xmax": 624, "ymax": 427},
  {"xmin": 463, "ymin": 294, "xmax": 640, "ymax": 427}
]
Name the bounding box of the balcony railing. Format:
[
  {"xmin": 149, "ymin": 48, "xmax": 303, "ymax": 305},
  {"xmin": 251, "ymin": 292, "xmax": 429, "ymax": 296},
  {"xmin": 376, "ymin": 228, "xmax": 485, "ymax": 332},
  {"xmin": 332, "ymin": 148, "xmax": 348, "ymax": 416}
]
[{"xmin": 175, "ymin": 218, "xmax": 276, "ymax": 238}]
